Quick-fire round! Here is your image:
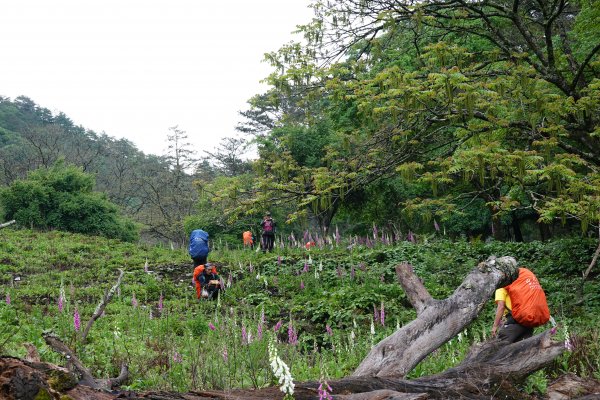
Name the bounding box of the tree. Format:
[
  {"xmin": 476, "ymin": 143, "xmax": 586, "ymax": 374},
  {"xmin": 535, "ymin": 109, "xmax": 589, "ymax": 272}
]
[
  {"xmin": 0, "ymin": 161, "xmax": 138, "ymax": 241},
  {"xmin": 203, "ymin": 136, "xmax": 252, "ymax": 177},
  {"xmin": 135, "ymin": 127, "xmax": 198, "ymax": 245},
  {"xmin": 241, "ymin": 0, "xmax": 600, "ymax": 237}
]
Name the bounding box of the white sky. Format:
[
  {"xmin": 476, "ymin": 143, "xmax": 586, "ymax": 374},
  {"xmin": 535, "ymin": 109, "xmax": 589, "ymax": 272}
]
[{"xmin": 0, "ymin": 0, "xmax": 313, "ymax": 156}]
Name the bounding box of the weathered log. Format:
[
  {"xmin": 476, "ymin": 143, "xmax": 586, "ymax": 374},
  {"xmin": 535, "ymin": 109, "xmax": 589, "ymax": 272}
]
[
  {"xmin": 43, "ymin": 332, "xmax": 128, "ymax": 391},
  {"xmin": 0, "ymin": 219, "xmax": 16, "ymax": 229},
  {"xmin": 353, "ymin": 256, "xmax": 519, "ymax": 378}
]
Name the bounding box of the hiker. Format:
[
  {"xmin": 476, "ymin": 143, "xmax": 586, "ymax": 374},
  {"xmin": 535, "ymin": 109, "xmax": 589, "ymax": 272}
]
[
  {"xmin": 189, "ymin": 229, "xmax": 210, "ymax": 266},
  {"xmin": 193, "ymin": 263, "xmax": 220, "ymax": 300},
  {"xmin": 260, "ymin": 212, "xmax": 276, "ymax": 252},
  {"xmin": 243, "ymin": 230, "xmax": 254, "ymax": 248},
  {"xmin": 491, "ymin": 267, "xmax": 550, "ymax": 343}
]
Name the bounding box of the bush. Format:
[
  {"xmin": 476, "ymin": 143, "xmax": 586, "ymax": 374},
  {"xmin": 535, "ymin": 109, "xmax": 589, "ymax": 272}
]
[{"xmin": 0, "ymin": 161, "xmax": 138, "ymax": 241}]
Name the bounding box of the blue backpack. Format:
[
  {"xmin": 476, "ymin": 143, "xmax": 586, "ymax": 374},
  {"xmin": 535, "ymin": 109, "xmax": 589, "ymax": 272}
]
[{"xmin": 189, "ymin": 229, "xmax": 210, "ymax": 259}]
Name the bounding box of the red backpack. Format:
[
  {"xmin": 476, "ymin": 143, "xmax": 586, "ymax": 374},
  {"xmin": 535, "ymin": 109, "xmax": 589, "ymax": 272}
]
[{"xmin": 505, "ymin": 268, "xmax": 550, "ymax": 328}]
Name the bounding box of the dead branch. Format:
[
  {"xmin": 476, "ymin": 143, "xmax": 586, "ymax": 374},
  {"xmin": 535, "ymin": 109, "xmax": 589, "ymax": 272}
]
[
  {"xmin": 81, "ymin": 268, "xmax": 125, "ymax": 343},
  {"xmin": 42, "ymin": 332, "xmax": 129, "ymax": 391},
  {"xmin": 0, "ymin": 220, "xmax": 16, "ymax": 229}
]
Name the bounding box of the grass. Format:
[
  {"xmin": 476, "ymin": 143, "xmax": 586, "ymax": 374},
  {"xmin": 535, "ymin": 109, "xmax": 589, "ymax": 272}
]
[{"xmin": 1, "ymin": 228, "xmax": 599, "ymax": 395}]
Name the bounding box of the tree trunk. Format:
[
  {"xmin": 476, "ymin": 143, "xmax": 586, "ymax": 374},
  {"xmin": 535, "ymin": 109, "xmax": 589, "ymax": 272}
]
[
  {"xmin": 0, "ymin": 220, "xmax": 16, "ymax": 229},
  {"xmin": 353, "ymin": 256, "xmax": 519, "ymax": 377}
]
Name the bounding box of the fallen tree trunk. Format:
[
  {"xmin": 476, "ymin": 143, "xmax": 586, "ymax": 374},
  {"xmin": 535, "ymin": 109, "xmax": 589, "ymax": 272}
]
[
  {"xmin": 0, "ymin": 219, "xmax": 16, "ymax": 229},
  {"xmin": 353, "ymin": 256, "xmax": 519, "ymax": 377}
]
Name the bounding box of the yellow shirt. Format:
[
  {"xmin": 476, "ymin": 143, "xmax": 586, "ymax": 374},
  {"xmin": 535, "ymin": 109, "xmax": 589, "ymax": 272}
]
[{"xmin": 495, "ymin": 288, "xmax": 512, "ymax": 313}]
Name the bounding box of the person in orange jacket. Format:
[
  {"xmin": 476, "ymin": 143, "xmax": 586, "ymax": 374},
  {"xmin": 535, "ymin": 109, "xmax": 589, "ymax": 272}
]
[
  {"xmin": 243, "ymin": 230, "xmax": 254, "ymax": 248},
  {"xmin": 192, "ymin": 263, "xmax": 220, "ymax": 300}
]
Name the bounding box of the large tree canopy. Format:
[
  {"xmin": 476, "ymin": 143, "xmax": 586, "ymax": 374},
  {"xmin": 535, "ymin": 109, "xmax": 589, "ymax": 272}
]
[{"xmin": 238, "ymin": 0, "xmax": 600, "ymax": 235}]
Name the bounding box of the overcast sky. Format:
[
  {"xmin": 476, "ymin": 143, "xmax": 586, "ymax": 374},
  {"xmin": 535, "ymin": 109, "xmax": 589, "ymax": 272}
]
[{"xmin": 0, "ymin": 0, "xmax": 313, "ymax": 157}]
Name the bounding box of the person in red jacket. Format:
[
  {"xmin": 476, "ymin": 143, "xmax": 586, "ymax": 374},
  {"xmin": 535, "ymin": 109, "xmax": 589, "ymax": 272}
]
[{"xmin": 192, "ymin": 263, "xmax": 220, "ymax": 300}]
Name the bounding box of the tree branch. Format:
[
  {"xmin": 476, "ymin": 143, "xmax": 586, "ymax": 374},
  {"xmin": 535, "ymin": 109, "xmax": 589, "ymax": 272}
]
[{"xmin": 81, "ymin": 269, "xmax": 125, "ymax": 343}]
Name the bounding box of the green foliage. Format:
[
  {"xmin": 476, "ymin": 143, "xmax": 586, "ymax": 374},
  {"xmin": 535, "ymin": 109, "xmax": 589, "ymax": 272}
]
[
  {"xmin": 1, "ymin": 227, "xmax": 599, "ymax": 394},
  {"xmin": 0, "ymin": 162, "xmax": 138, "ymax": 241}
]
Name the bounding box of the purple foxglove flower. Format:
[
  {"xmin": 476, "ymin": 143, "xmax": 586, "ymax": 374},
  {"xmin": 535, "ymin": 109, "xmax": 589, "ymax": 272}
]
[
  {"xmin": 222, "ymin": 346, "xmax": 228, "ymax": 362},
  {"xmin": 318, "ymin": 382, "xmax": 334, "ymax": 400},
  {"xmin": 242, "ymin": 325, "xmax": 248, "ymax": 345},
  {"xmin": 380, "ymin": 302, "xmax": 385, "ymax": 326},
  {"xmin": 326, "ymin": 324, "xmax": 333, "ymax": 336},
  {"xmin": 173, "ymin": 351, "xmax": 183, "ymax": 363},
  {"xmin": 373, "ymin": 224, "xmax": 378, "ymax": 240},
  {"xmin": 5, "ymin": 293, "xmax": 10, "ymax": 305},
  {"xmin": 304, "ymin": 230, "xmax": 309, "ymax": 243},
  {"xmin": 434, "ymin": 219, "xmax": 440, "ymax": 232},
  {"xmin": 303, "ymin": 262, "xmax": 309, "ymax": 273},
  {"xmin": 373, "ymin": 305, "xmax": 379, "ymax": 323},
  {"xmin": 74, "ymin": 308, "xmax": 81, "ymax": 332},
  {"xmin": 158, "ymin": 293, "xmax": 164, "ymax": 312},
  {"xmin": 350, "ymin": 265, "xmax": 355, "ymax": 279},
  {"xmin": 273, "ymin": 319, "xmax": 283, "ymax": 332},
  {"xmin": 58, "ymin": 295, "xmax": 64, "ymax": 312},
  {"xmin": 209, "ymin": 322, "xmax": 216, "ymax": 331},
  {"xmin": 380, "ymin": 274, "xmax": 385, "ymax": 283},
  {"xmin": 249, "ymin": 263, "xmax": 254, "ymax": 273},
  {"xmin": 335, "ymin": 226, "xmax": 340, "ymax": 244},
  {"xmin": 300, "ymin": 280, "xmax": 305, "ymax": 290},
  {"xmin": 278, "ymin": 255, "xmax": 282, "ymax": 267},
  {"xmin": 288, "ymin": 321, "xmax": 298, "ymax": 345},
  {"xmin": 131, "ymin": 292, "xmax": 138, "ymax": 308}
]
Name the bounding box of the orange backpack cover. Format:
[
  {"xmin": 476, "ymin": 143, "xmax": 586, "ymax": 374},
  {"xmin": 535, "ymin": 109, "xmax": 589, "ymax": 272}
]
[{"xmin": 505, "ymin": 268, "xmax": 550, "ymax": 328}]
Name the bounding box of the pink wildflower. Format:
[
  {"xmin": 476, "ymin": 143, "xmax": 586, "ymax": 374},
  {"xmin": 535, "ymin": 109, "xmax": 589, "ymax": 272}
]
[
  {"xmin": 131, "ymin": 292, "xmax": 138, "ymax": 308},
  {"xmin": 5, "ymin": 293, "xmax": 10, "ymax": 305},
  {"xmin": 209, "ymin": 322, "xmax": 216, "ymax": 331},
  {"xmin": 242, "ymin": 325, "xmax": 248, "ymax": 345},
  {"xmin": 303, "ymin": 262, "xmax": 309, "ymax": 273},
  {"xmin": 380, "ymin": 301, "xmax": 385, "ymax": 327},
  {"xmin": 350, "ymin": 265, "xmax": 355, "ymax": 279},
  {"xmin": 273, "ymin": 319, "xmax": 283, "ymax": 332},
  {"xmin": 288, "ymin": 321, "xmax": 298, "ymax": 345},
  {"xmin": 300, "ymin": 280, "xmax": 305, "ymax": 290},
  {"xmin": 373, "ymin": 305, "xmax": 379, "ymax": 323},
  {"xmin": 222, "ymin": 346, "xmax": 228, "ymax": 362},
  {"xmin": 58, "ymin": 295, "xmax": 64, "ymax": 312},
  {"xmin": 73, "ymin": 308, "xmax": 81, "ymax": 332},
  {"xmin": 173, "ymin": 351, "xmax": 183, "ymax": 363},
  {"xmin": 318, "ymin": 381, "xmax": 333, "ymax": 400},
  {"xmin": 326, "ymin": 324, "xmax": 333, "ymax": 336},
  {"xmin": 158, "ymin": 293, "xmax": 164, "ymax": 312}
]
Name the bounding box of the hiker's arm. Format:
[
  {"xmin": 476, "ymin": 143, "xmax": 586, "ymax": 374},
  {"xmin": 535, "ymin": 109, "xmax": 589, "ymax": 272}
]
[{"xmin": 491, "ymin": 301, "xmax": 505, "ymax": 336}]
